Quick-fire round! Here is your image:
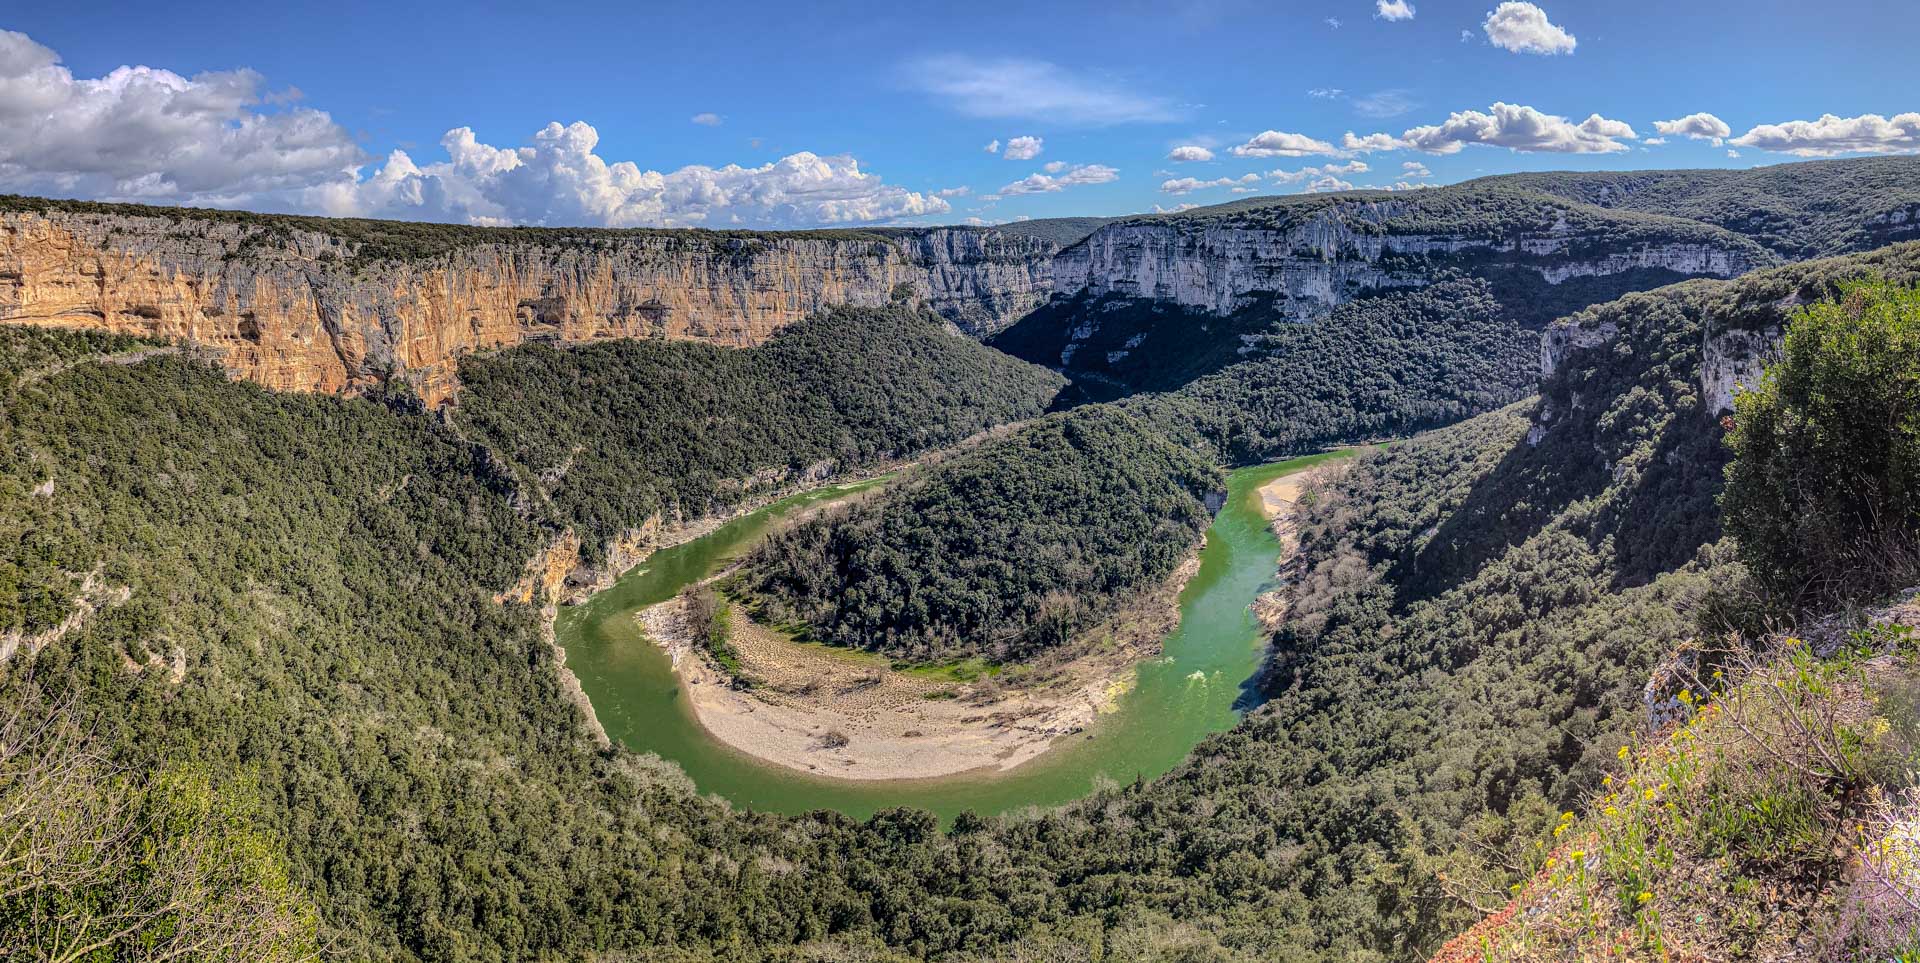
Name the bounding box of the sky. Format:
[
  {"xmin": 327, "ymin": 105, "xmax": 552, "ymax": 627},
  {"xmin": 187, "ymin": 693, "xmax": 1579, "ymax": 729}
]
[{"xmin": 2, "ymin": 0, "xmax": 1917, "ymax": 229}]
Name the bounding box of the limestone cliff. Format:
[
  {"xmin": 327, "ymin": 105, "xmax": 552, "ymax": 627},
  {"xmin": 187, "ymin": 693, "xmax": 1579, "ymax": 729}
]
[
  {"xmin": 1699, "ymin": 324, "xmax": 1781, "ymax": 415},
  {"xmin": 1052, "ymin": 197, "xmax": 1766, "ymax": 320},
  {"xmin": 0, "ymin": 207, "xmax": 1055, "ymax": 403}
]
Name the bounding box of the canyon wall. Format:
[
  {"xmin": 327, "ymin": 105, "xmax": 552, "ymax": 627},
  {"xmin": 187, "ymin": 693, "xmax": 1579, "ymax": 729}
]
[
  {"xmin": 1051, "ymin": 202, "xmax": 1764, "ymax": 319},
  {"xmin": 0, "ymin": 209, "xmax": 1055, "ymax": 403},
  {"xmin": 1698, "ymin": 324, "xmax": 1782, "ymax": 415}
]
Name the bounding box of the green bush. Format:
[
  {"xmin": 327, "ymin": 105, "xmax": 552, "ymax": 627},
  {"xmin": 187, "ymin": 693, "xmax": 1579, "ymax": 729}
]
[{"xmin": 1724, "ymin": 280, "xmax": 1920, "ymax": 605}]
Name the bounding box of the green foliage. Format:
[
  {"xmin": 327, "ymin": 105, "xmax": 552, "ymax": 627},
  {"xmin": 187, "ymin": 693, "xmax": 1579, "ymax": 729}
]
[
  {"xmin": 741, "ymin": 405, "xmax": 1220, "ymax": 662},
  {"xmin": 1122, "ymin": 181, "xmax": 1773, "ymax": 263},
  {"xmin": 0, "ymin": 683, "xmax": 320, "ymax": 961},
  {"xmin": 690, "ymin": 587, "xmax": 749, "ymax": 681},
  {"xmin": 980, "ymin": 216, "xmax": 1119, "ymax": 248},
  {"xmin": 1126, "ymin": 276, "xmax": 1540, "ymax": 462},
  {"xmin": 0, "ymin": 193, "xmax": 928, "ymax": 262},
  {"xmin": 10, "ymin": 189, "xmax": 1920, "ymax": 963},
  {"xmin": 1505, "ymin": 156, "xmax": 1920, "ymax": 259},
  {"xmin": 1723, "ymin": 280, "xmax": 1920, "ymax": 605},
  {"xmin": 455, "ymin": 305, "xmax": 1064, "ymax": 561}
]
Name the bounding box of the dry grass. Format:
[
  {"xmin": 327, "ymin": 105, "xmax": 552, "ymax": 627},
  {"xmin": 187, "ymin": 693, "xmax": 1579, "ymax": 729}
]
[{"xmin": 1433, "ymin": 610, "xmax": 1920, "ymax": 962}]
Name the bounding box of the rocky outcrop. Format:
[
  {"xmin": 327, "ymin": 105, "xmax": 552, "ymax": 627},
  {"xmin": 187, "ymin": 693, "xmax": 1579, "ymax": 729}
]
[
  {"xmin": 0, "ymin": 209, "xmax": 1055, "ymax": 403},
  {"xmin": 496, "ymin": 530, "xmax": 585, "ymax": 606},
  {"xmin": 1539, "ymin": 317, "xmax": 1621, "ymax": 379},
  {"xmin": 1052, "ymin": 204, "xmax": 1761, "ymax": 319},
  {"xmin": 1700, "ymin": 324, "xmax": 1782, "ymax": 414}
]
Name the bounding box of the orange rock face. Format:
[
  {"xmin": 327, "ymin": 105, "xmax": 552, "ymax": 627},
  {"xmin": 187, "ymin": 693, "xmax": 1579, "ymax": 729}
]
[{"xmin": 0, "ymin": 210, "xmax": 1056, "ymax": 404}]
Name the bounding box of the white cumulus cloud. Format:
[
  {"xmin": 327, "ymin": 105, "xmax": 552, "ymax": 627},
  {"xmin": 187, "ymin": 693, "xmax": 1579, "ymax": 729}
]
[
  {"xmin": 1269, "ymin": 161, "xmax": 1369, "ymax": 185},
  {"xmin": 1301, "ymin": 175, "xmax": 1354, "ymax": 193},
  {"xmin": 994, "ymin": 163, "xmax": 1120, "ymax": 196},
  {"xmin": 1401, "ymin": 160, "xmax": 1432, "ymax": 177},
  {"xmin": 1002, "ymin": 135, "xmax": 1043, "ymax": 160},
  {"xmin": 0, "ymin": 30, "xmax": 951, "ymax": 229},
  {"xmin": 1351, "ymin": 102, "xmax": 1633, "ymax": 154},
  {"xmin": 1482, "ymin": 2, "xmax": 1577, "ymax": 55},
  {"xmin": 1729, "ymin": 112, "xmax": 1920, "ymax": 156},
  {"xmin": 329, "ymin": 122, "xmax": 950, "ymax": 228},
  {"xmin": 0, "ymin": 29, "xmax": 363, "ymax": 208},
  {"xmin": 1653, "ymin": 112, "xmax": 1731, "ymax": 144},
  {"xmin": 1167, "ymin": 145, "xmax": 1215, "ymax": 162},
  {"xmin": 983, "ymin": 139, "xmax": 1000, "ymax": 153},
  {"xmin": 1342, "ymin": 131, "xmax": 1405, "ymax": 152},
  {"xmin": 690, "ymin": 112, "xmax": 723, "ymax": 126},
  {"xmin": 1376, "ymin": 0, "xmax": 1416, "ymax": 21},
  {"xmin": 1159, "ymin": 173, "xmax": 1261, "ymax": 195},
  {"xmin": 1229, "ymin": 129, "xmax": 1340, "ymax": 158}
]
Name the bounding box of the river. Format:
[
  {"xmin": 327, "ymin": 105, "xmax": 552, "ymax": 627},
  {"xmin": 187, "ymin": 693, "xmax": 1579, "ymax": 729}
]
[{"xmin": 557, "ymin": 451, "xmax": 1349, "ymax": 820}]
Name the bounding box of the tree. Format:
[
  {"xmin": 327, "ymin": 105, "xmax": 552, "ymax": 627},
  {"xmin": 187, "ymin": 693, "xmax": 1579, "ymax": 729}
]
[
  {"xmin": 1723, "ymin": 280, "xmax": 1920, "ymax": 605},
  {"xmin": 0, "ymin": 680, "xmax": 320, "ymax": 963}
]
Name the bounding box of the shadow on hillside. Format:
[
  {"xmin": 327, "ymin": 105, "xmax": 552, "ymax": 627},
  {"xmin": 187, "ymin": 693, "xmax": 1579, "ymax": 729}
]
[
  {"xmin": 1387, "ymin": 414, "xmax": 1607, "ymax": 608},
  {"xmin": 988, "ymin": 293, "xmax": 1284, "ymax": 404},
  {"xmin": 1598, "ymin": 410, "xmax": 1729, "ymax": 591}
]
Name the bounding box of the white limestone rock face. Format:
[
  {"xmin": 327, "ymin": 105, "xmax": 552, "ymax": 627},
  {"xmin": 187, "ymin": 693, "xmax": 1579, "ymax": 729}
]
[
  {"xmin": 1539, "ymin": 318, "xmax": 1621, "ymax": 379},
  {"xmin": 1700, "ymin": 325, "xmax": 1783, "ymax": 415},
  {"xmin": 1051, "ymin": 203, "xmax": 1761, "ymax": 320}
]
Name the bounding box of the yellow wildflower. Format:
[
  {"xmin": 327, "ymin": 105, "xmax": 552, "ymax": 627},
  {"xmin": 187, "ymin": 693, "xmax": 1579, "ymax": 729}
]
[{"xmin": 1637, "ymin": 891, "xmax": 1652, "ymax": 904}]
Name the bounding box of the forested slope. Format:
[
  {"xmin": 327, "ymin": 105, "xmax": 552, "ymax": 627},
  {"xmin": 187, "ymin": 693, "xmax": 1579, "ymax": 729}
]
[
  {"xmin": 454, "ymin": 305, "xmax": 1064, "ymax": 562},
  {"xmin": 1503, "ymin": 155, "xmax": 1920, "ymax": 259},
  {"xmin": 740, "ymin": 405, "xmax": 1221, "ymax": 662},
  {"xmin": 0, "ymin": 317, "xmax": 1082, "ymax": 960},
  {"xmin": 963, "ymin": 241, "xmax": 1920, "ymax": 960},
  {"xmin": 740, "ymin": 277, "xmax": 1536, "ymax": 663}
]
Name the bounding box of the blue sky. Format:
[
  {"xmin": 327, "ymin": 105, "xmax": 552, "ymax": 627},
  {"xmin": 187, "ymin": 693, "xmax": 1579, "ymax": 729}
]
[{"xmin": 3, "ymin": 1, "xmax": 1917, "ymax": 228}]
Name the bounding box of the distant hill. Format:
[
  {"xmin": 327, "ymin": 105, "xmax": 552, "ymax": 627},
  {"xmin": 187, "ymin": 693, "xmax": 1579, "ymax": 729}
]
[
  {"xmin": 1497, "ymin": 155, "xmax": 1920, "ymax": 259},
  {"xmin": 984, "ymin": 215, "xmax": 1121, "ymax": 247},
  {"xmin": 994, "ymin": 157, "xmax": 1920, "ymax": 404}
]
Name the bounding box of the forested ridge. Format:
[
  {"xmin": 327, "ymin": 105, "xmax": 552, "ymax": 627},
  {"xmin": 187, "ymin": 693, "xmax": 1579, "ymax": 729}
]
[
  {"xmin": 453, "ymin": 304, "xmax": 1065, "ymax": 562},
  {"xmin": 1501, "ymin": 155, "xmax": 1920, "ymax": 259},
  {"xmin": 741, "ymin": 276, "xmax": 1538, "ymax": 661},
  {"xmin": 740, "ymin": 405, "xmax": 1221, "ymax": 662}
]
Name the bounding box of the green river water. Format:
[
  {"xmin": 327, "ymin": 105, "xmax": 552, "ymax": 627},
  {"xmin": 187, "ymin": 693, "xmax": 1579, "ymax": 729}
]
[{"xmin": 558, "ymin": 451, "xmax": 1349, "ymax": 820}]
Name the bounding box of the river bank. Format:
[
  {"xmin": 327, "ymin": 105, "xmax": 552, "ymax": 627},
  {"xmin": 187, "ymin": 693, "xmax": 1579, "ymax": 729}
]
[
  {"xmin": 558, "ymin": 451, "xmax": 1356, "ymax": 819},
  {"xmin": 638, "ymin": 554, "xmax": 1198, "ymax": 781}
]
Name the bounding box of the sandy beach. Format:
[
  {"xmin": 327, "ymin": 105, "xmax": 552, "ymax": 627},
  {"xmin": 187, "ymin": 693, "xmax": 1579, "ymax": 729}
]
[
  {"xmin": 636, "ymin": 556, "xmax": 1195, "ymax": 781},
  {"xmin": 1249, "ymin": 463, "xmax": 1338, "ymax": 629}
]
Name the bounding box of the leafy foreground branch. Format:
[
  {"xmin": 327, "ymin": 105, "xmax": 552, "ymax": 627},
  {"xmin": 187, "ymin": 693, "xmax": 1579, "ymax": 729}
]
[{"xmin": 0, "ymin": 679, "xmax": 320, "ymax": 962}]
